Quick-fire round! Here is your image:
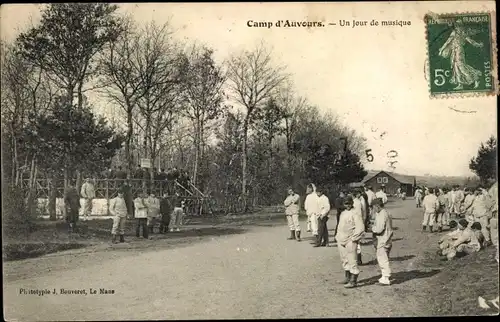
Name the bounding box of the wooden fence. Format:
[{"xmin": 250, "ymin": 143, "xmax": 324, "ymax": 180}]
[{"xmin": 21, "ymin": 178, "xmax": 215, "ymax": 217}]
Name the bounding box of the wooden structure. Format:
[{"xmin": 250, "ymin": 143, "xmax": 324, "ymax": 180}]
[
  {"xmin": 360, "ymin": 171, "xmax": 416, "ymax": 197},
  {"xmin": 20, "ymin": 178, "xmax": 214, "ymax": 217}
]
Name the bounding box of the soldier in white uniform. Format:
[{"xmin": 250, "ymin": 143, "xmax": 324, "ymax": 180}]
[
  {"xmin": 304, "ymin": 183, "xmax": 318, "ymax": 236},
  {"xmin": 80, "ymin": 178, "xmax": 95, "ymax": 221},
  {"xmin": 371, "ymin": 198, "xmax": 394, "ymax": 285},
  {"xmin": 284, "ymin": 187, "xmax": 301, "ymax": 241},
  {"xmin": 304, "ymin": 183, "xmax": 320, "ymax": 240},
  {"xmin": 335, "ymin": 196, "xmax": 365, "ymax": 288}
]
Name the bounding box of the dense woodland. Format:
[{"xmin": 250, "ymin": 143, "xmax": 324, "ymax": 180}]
[{"xmin": 1, "ymin": 4, "xmax": 368, "ymax": 224}]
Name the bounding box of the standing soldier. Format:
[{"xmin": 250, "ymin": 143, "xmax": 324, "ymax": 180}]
[
  {"xmin": 80, "ymin": 178, "xmax": 95, "ymax": 221},
  {"xmin": 415, "ymin": 187, "xmax": 423, "ymax": 208},
  {"xmin": 64, "ymin": 185, "xmax": 81, "ymax": 233},
  {"xmin": 364, "ymin": 185, "xmax": 376, "ymax": 230},
  {"xmin": 134, "ymin": 191, "xmax": 149, "ymax": 239},
  {"xmin": 147, "ymin": 193, "xmax": 161, "ymax": 234},
  {"xmin": 371, "ymin": 198, "xmax": 394, "ymax": 286},
  {"xmin": 304, "ymin": 183, "xmax": 319, "ymax": 239},
  {"xmin": 422, "ymin": 188, "xmax": 440, "ymax": 232},
  {"xmin": 462, "ymin": 188, "xmax": 475, "ymax": 222},
  {"xmin": 170, "ymin": 191, "xmax": 185, "ymax": 232},
  {"xmin": 314, "ymin": 186, "xmax": 331, "ymax": 247},
  {"xmin": 110, "ymin": 188, "xmax": 128, "ymax": 243},
  {"xmin": 334, "ymin": 190, "xmax": 347, "ymax": 237},
  {"xmin": 352, "ymin": 189, "xmax": 366, "ymax": 265},
  {"xmin": 335, "ymin": 196, "xmax": 365, "ymax": 288},
  {"xmin": 159, "ymin": 193, "xmax": 172, "ymax": 234},
  {"xmin": 375, "ymin": 185, "xmax": 388, "ymax": 205},
  {"xmin": 454, "ymin": 185, "xmax": 465, "ymax": 217},
  {"xmin": 471, "ymin": 187, "xmax": 492, "ymax": 247},
  {"xmin": 284, "ymin": 187, "xmax": 301, "ymax": 241}
]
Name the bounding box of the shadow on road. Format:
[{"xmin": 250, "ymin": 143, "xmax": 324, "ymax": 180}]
[
  {"xmin": 162, "ymin": 227, "xmax": 247, "ymax": 239},
  {"xmin": 362, "ymin": 254, "xmax": 416, "ymax": 266},
  {"xmin": 358, "ymin": 269, "xmax": 441, "ymax": 286}
]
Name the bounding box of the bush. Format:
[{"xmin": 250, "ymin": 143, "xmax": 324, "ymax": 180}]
[{"xmin": 2, "ymin": 184, "xmax": 38, "ymax": 237}]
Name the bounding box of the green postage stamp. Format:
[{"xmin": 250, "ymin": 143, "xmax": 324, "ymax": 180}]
[{"xmin": 425, "ymin": 12, "xmax": 498, "ymax": 97}]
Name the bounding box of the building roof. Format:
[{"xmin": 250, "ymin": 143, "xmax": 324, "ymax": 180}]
[{"xmin": 362, "ymin": 171, "xmax": 416, "ymax": 185}]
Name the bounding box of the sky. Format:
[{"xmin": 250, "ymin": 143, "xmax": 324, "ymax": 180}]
[{"xmin": 1, "ymin": 2, "xmax": 497, "ymax": 177}]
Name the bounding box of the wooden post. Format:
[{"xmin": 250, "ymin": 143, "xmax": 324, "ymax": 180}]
[{"xmin": 106, "ymin": 179, "xmax": 110, "ymax": 216}]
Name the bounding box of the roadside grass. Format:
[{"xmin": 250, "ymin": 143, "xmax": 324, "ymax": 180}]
[{"xmin": 422, "ymin": 246, "xmax": 499, "ymax": 316}]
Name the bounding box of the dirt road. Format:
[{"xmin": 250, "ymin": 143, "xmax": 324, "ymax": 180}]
[{"xmin": 4, "ymin": 200, "xmax": 445, "ymax": 320}]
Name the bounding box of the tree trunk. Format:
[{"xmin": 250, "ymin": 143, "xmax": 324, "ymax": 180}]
[
  {"xmin": 125, "ymin": 106, "xmax": 133, "ymax": 180},
  {"xmin": 193, "ymin": 120, "xmax": 200, "ymax": 187},
  {"xmin": 48, "ymin": 175, "xmax": 57, "ymax": 221},
  {"xmin": 242, "ymin": 119, "xmax": 249, "ymax": 211},
  {"xmin": 77, "ymin": 80, "xmax": 84, "ymax": 109}
]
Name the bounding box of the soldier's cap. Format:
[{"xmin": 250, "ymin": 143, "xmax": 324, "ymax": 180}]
[
  {"xmin": 449, "ymin": 220, "xmax": 458, "ymax": 228},
  {"xmin": 343, "ymin": 196, "xmax": 354, "ymax": 205},
  {"xmin": 372, "ymin": 198, "xmax": 384, "ymax": 207}
]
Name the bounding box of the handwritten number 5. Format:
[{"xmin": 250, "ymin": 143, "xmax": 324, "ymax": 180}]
[{"xmin": 365, "ymin": 149, "xmax": 374, "ymax": 162}]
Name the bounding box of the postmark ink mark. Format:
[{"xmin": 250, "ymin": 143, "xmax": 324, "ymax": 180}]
[{"xmin": 425, "ymin": 12, "xmax": 498, "ymax": 97}]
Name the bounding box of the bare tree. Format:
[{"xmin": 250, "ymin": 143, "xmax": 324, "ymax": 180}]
[
  {"xmin": 180, "ymin": 45, "xmax": 226, "ymax": 186},
  {"xmin": 132, "ymin": 21, "xmax": 185, "ymax": 187},
  {"xmin": 99, "ymin": 18, "xmax": 146, "ymax": 179},
  {"xmin": 226, "ymin": 42, "xmax": 288, "ymax": 209}
]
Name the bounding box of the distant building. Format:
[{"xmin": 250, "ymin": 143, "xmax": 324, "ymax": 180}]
[{"xmin": 350, "ymin": 171, "xmax": 416, "ymax": 197}]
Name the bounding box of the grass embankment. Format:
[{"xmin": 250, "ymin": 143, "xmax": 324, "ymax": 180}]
[{"xmin": 422, "ymin": 246, "xmax": 499, "ymax": 316}]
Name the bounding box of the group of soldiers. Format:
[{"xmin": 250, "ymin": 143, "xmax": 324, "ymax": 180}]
[
  {"xmin": 414, "ymin": 183, "xmax": 498, "ymax": 261},
  {"xmin": 63, "ymin": 176, "xmax": 187, "ymax": 241},
  {"xmin": 283, "ymin": 184, "xmax": 392, "ymax": 288},
  {"xmin": 109, "ymin": 188, "xmax": 186, "ymax": 243}
]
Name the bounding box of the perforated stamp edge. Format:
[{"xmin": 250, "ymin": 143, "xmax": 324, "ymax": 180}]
[{"xmin": 424, "ymin": 11, "xmax": 499, "ymax": 99}]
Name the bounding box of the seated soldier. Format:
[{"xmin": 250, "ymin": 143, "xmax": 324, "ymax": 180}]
[
  {"xmin": 437, "ymin": 220, "xmax": 460, "ymax": 254},
  {"xmin": 444, "ymin": 221, "xmax": 484, "ymax": 260}
]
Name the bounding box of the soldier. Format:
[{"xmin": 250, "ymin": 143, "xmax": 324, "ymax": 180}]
[
  {"xmin": 284, "ymin": 187, "xmax": 301, "ymax": 241},
  {"xmin": 375, "ymin": 185, "xmax": 388, "ymax": 205},
  {"xmin": 146, "ymin": 193, "xmax": 161, "ymax": 234},
  {"xmin": 371, "ymin": 198, "xmax": 394, "ymax": 285},
  {"xmin": 314, "ymin": 186, "xmax": 331, "ymax": 247},
  {"xmin": 336, "ymin": 196, "xmax": 365, "ymax": 288},
  {"xmin": 415, "ymin": 187, "xmax": 423, "ymax": 208},
  {"xmin": 64, "ymin": 185, "xmax": 81, "ymax": 233},
  {"xmin": 134, "ymin": 191, "xmax": 149, "ymax": 239},
  {"xmin": 110, "ymin": 188, "xmax": 128, "ymax": 243},
  {"xmin": 170, "ymin": 191, "xmax": 185, "ymax": 232},
  {"xmin": 159, "ymin": 193, "xmax": 172, "ymax": 234},
  {"xmin": 334, "ymin": 190, "xmax": 347, "ymax": 237},
  {"xmin": 471, "ymin": 187, "xmax": 493, "ymax": 247},
  {"xmin": 80, "ymin": 178, "xmax": 95, "ymax": 221},
  {"xmin": 304, "ymin": 183, "xmax": 319, "ymax": 238},
  {"xmin": 422, "ymin": 188, "xmax": 440, "ymax": 232},
  {"xmin": 352, "ymin": 189, "xmax": 366, "ymax": 265}
]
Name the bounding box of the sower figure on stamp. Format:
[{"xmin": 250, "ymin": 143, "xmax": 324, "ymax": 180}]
[
  {"xmin": 314, "ymin": 186, "xmax": 331, "ymax": 247},
  {"xmin": 438, "ymin": 25, "xmax": 483, "ymax": 90},
  {"xmin": 110, "ymin": 188, "xmax": 128, "ymax": 244},
  {"xmin": 371, "ymin": 198, "xmax": 394, "ymax": 286},
  {"xmin": 304, "ymin": 183, "xmax": 320, "ymax": 242},
  {"xmin": 336, "ymin": 196, "xmax": 365, "ymax": 288},
  {"xmin": 284, "ymin": 187, "xmax": 301, "ymax": 241},
  {"xmin": 64, "ymin": 185, "xmax": 81, "ymax": 233}
]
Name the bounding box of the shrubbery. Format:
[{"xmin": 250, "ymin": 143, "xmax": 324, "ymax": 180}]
[{"xmin": 2, "ymin": 184, "xmax": 38, "ymax": 238}]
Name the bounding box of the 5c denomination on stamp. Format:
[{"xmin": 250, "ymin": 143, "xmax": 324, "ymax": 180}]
[{"xmin": 425, "ymin": 12, "xmax": 498, "ymax": 97}]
